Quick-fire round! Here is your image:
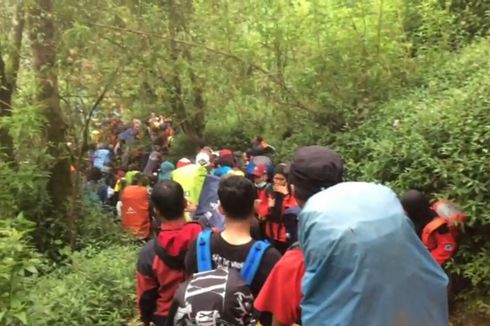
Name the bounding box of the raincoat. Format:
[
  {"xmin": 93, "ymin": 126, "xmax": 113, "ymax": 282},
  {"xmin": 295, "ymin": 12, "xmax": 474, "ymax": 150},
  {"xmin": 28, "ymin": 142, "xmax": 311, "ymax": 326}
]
[{"xmin": 299, "ymin": 182, "xmax": 448, "ymax": 326}]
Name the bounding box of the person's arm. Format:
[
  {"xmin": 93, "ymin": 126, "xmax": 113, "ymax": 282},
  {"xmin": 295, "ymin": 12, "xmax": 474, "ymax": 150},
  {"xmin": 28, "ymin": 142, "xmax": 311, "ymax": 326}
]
[{"xmin": 137, "ymin": 242, "xmax": 159, "ymax": 325}]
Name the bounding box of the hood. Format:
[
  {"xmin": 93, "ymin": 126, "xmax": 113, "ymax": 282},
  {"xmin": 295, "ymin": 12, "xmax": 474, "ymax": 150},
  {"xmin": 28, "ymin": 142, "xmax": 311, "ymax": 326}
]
[{"xmin": 156, "ymin": 222, "xmax": 202, "ymax": 257}]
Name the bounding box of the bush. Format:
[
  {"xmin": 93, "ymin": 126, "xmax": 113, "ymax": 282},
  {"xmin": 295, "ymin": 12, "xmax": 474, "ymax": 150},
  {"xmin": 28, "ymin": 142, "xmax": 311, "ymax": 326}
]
[
  {"xmin": 0, "ymin": 215, "xmax": 43, "ymax": 326},
  {"xmin": 76, "ymin": 203, "xmax": 134, "ymax": 250},
  {"xmin": 274, "ymin": 40, "xmax": 490, "ymax": 317},
  {"xmin": 28, "ymin": 244, "xmax": 138, "ymax": 325},
  {"xmin": 335, "ymin": 40, "xmax": 490, "ymax": 316}
]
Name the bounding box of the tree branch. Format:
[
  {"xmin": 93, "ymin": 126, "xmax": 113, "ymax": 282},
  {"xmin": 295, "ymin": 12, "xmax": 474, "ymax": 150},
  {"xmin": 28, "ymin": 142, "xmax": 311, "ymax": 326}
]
[
  {"xmin": 91, "ymin": 23, "xmax": 320, "ymax": 115},
  {"xmin": 76, "ymin": 65, "xmax": 121, "ymax": 166}
]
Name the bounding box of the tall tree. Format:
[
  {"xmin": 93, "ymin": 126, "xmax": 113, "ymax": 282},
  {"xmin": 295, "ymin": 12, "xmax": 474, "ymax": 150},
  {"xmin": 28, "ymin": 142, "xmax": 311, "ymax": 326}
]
[
  {"xmin": 0, "ymin": 1, "xmax": 25, "ymax": 161},
  {"xmin": 163, "ymin": 0, "xmax": 205, "ymax": 144},
  {"xmin": 28, "ymin": 0, "xmax": 73, "ymax": 243}
]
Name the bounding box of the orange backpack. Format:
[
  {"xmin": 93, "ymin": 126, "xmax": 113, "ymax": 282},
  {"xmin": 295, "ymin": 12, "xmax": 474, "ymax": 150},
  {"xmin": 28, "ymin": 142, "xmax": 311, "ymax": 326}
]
[{"xmin": 431, "ymin": 200, "xmax": 466, "ymax": 238}]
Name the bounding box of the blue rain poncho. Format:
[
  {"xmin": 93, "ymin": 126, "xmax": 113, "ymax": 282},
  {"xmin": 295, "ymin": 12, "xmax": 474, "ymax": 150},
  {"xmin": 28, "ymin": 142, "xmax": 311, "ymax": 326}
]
[{"xmin": 299, "ymin": 182, "xmax": 448, "ymax": 326}]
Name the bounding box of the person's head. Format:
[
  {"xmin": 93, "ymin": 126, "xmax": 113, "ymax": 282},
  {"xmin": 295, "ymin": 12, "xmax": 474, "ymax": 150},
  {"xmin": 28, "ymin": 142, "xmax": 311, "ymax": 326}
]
[
  {"xmin": 252, "ymin": 165, "xmax": 268, "ymax": 188},
  {"xmin": 151, "ymin": 180, "xmax": 187, "ymax": 221},
  {"xmin": 273, "ymin": 163, "xmax": 289, "ymax": 187},
  {"xmin": 132, "ymin": 119, "xmax": 142, "ymax": 131},
  {"xmin": 289, "ymin": 146, "xmax": 344, "ymax": 207},
  {"xmin": 218, "ymin": 175, "xmax": 255, "ymax": 221},
  {"xmin": 217, "ymin": 157, "xmax": 234, "ymax": 168},
  {"xmin": 400, "ymin": 190, "xmax": 435, "ymax": 233}
]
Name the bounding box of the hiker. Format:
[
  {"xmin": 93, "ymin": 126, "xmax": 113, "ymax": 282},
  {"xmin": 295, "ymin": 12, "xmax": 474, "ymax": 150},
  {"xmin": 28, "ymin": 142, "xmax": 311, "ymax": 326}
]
[
  {"xmin": 120, "ymin": 172, "xmax": 151, "ymax": 240},
  {"xmin": 83, "ymin": 167, "xmax": 110, "ymax": 205},
  {"xmin": 262, "ymin": 163, "xmax": 299, "ymax": 254},
  {"xmin": 158, "ymin": 160, "xmax": 175, "ymax": 182},
  {"xmin": 251, "ymin": 136, "xmax": 275, "ymax": 157},
  {"xmin": 143, "ymin": 146, "xmax": 163, "ymax": 183},
  {"xmin": 253, "ymin": 165, "xmax": 272, "ymax": 239},
  {"xmin": 401, "ymin": 190, "xmax": 459, "ymax": 266},
  {"xmin": 92, "ymin": 143, "xmax": 112, "ymax": 172},
  {"xmin": 137, "ymin": 181, "xmax": 202, "ymax": 326},
  {"xmin": 183, "ymin": 175, "xmax": 281, "ymax": 326},
  {"xmin": 293, "ymin": 147, "xmax": 449, "ymax": 325},
  {"xmin": 114, "ymin": 118, "xmax": 142, "ymax": 155},
  {"xmin": 255, "ymin": 146, "xmax": 344, "ymax": 325}
]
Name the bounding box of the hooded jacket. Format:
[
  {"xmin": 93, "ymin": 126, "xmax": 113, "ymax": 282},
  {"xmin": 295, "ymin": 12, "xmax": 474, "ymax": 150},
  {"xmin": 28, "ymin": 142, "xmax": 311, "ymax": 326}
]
[
  {"xmin": 137, "ymin": 222, "xmax": 202, "ymax": 325},
  {"xmin": 299, "ymin": 182, "xmax": 449, "ymax": 326}
]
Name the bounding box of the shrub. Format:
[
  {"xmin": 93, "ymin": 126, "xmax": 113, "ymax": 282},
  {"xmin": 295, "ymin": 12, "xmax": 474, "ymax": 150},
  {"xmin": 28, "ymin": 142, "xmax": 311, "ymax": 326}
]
[
  {"xmin": 0, "ymin": 215, "xmax": 43, "ymax": 326},
  {"xmin": 28, "ymin": 244, "xmax": 138, "ymax": 325},
  {"xmin": 335, "ymin": 40, "xmax": 490, "ymax": 316}
]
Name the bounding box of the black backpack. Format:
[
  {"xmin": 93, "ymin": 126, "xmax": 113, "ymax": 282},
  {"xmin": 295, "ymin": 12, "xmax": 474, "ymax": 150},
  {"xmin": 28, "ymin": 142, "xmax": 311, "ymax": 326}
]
[
  {"xmin": 168, "ymin": 229, "xmax": 270, "ymax": 326},
  {"xmin": 170, "ymin": 268, "xmax": 256, "ymax": 326}
]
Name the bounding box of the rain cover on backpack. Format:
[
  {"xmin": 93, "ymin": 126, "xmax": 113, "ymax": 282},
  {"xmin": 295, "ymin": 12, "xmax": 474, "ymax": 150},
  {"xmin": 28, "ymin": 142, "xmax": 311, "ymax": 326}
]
[
  {"xmin": 171, "ymin": 164, "xmax": 207, "ymax": 205},
  {"xmin": 194, "ymin": 175, "xmax": 225, "ymax": 230},
  {"xmin": 299, "ymin": 182, "xmax": 449, "ymax": 326}
]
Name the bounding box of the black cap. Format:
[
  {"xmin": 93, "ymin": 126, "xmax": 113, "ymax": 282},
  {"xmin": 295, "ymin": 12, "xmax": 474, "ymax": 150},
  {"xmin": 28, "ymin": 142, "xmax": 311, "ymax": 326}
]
[{"xmin": 289, "ymin": 146, "xmax": 343, "ymax": 199}]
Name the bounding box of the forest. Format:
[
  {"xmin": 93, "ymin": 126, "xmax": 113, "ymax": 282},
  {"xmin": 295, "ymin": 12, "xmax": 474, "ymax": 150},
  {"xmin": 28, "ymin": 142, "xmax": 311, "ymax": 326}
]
[{"xmin": 0, "ymin": 0, "xmax": 489, "ymax": 325}]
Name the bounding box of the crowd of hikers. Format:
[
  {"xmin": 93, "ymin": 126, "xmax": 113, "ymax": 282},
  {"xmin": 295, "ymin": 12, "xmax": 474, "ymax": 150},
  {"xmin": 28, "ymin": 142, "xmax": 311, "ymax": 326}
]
[{"xmin": 83, "ymin": 113, "xmax": 466, "ymax": 326}]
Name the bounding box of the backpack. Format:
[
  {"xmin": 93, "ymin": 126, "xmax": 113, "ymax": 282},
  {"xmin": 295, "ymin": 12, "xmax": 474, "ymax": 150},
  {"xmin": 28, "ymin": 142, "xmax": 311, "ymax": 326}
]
[
  {"xmin": 432, "ymin": 200, "xmax": 466, "ymax": 238},
  {"xmin": 171, "ymin": 268, "xmax": 256, "ymax": 326},
  {"xmin": 196, "ymin": 229, "xmax": 270, "ymax": 285},
  {"xmin": 171, "ymin": 164, "xmax": 207, "ymax": 205},
  {"xmin": 194, "ymin": 175, "xmax": 225, "ymax": 230},
  {"xmin": 170, "ymin": 229, "xmax": 269, "ymax": 326}
]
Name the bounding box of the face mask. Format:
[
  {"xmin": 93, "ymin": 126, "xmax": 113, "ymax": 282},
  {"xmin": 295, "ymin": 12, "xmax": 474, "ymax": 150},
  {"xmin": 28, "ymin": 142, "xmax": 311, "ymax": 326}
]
[{"xmin": 255, "ymin": 181, "xmax": 267, "ymax": 188}]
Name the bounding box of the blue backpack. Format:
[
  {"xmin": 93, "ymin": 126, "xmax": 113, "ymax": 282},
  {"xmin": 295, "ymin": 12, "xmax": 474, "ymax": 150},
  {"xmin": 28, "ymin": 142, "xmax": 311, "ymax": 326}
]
[{"xmin": 196, "ymin": 229, "xmax": 270, "ymax": 285}]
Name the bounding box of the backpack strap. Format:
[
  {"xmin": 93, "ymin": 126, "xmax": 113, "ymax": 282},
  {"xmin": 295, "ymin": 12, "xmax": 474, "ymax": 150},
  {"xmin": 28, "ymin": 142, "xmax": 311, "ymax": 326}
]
[
  {"xmin": 241, "ymin": 240, "xmax": 271, "ymax": 286},
  {"xmin": 197, "ymin": 229, "xmax": 213, "ymax": 272},
  {"xmin": 154, "ymin": 240, "xmax": 186, "ymax": 270}
]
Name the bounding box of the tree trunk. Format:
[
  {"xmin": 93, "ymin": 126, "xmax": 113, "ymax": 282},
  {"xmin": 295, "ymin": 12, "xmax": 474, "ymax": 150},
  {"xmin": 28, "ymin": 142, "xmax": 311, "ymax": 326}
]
[
  {"xmin": 164, "ymin": 0, "xmax": 205, "ymax": 145},
  {"xmin": 0, "ymin": 1, "xmax": 25, "ymax": 161},
  {"xmin": 28, "ymin": 0, "xmax": 74, "ymax": 246}
]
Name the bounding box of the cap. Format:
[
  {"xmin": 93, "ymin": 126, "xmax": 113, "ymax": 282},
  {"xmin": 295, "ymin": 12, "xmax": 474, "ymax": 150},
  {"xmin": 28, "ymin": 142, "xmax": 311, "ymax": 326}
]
[
  {"xmin": 196, "ymin": 152, "xmax": 211, "ymax": 167},
  {"xmin": 252, "ymin": 165, "xmax": 267, "ymax": 177},
  {"xmin": 289, "ymin": 146, "xmax": 343, "ymax": 197},
  {"xmin": 176, "ymin": 158, "xmax": 192, "ymax": 169}
]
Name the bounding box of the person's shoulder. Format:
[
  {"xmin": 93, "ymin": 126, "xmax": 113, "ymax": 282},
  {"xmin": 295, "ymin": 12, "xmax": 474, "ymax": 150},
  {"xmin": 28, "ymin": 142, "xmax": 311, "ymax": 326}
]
[
  {"xmin": 265, "ymin": 243, "xmax": 281, "ymax": 256},
  {"xmin": 184, "ymin": 221, "xmax": 203, "ymax": 234},
  {"xmin": 261, "ymin": 243, "xmax": 282, "ymax": 264},
  {"xmin": 278, "ymin": 248, "xmax": 304, "ymax": 267}
]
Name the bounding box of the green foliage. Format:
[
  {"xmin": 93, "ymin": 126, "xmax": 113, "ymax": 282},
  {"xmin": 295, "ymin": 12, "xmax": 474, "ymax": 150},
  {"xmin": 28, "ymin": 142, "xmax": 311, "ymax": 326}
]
[
  {"xmin": 0, "ymin": 215, "xmax": 43, "ymax": 326},
  {"xmin": 28, "ymin": 244, "xmax": 138, "ymax": 325},
  {"xmin": 301, "ymin": 39, "xmax": 490, "ymax": 316},
  {"xmin": 76, "ymin": 203, "xmax": 134, "ymax": 250}
]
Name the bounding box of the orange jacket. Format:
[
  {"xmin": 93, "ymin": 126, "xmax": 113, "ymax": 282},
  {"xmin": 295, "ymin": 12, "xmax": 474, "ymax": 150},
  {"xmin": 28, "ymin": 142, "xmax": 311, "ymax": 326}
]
[
  {"xmin": 421, "ymin": 217, "xmax": 457, "ymax": 266},
  {"xmin": 121, "ymin": 185, "xmax": 151, "ymax": 239}
]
